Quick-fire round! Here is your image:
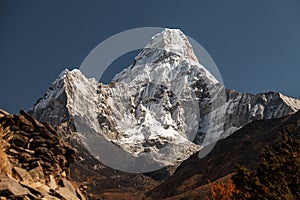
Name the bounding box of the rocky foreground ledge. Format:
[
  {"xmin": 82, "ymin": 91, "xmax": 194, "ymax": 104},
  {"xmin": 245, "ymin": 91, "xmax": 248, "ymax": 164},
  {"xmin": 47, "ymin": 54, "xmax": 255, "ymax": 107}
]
[{"xmin": 0, "ymin": 109, "xmax": 86, "ymax": 200}]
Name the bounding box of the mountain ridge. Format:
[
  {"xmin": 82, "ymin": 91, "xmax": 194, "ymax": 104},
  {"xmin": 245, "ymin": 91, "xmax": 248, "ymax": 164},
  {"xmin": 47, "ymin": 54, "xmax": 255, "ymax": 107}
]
[{"xmin": 29, "ymin": 28, "xmax": 300, "ymax": 172}]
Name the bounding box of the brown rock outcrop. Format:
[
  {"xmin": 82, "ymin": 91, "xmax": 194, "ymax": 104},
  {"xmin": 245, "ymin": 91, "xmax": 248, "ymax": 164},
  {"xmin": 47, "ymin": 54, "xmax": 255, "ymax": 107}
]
[{"xmin": 0, "ymin": 109, "xmax": 85, "ymax": 200}]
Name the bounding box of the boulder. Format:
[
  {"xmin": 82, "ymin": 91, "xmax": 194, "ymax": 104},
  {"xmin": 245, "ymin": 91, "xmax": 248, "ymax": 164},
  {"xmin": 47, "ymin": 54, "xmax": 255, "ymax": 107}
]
[
  {"xmin": 0, "ymin": 109, "xmax": 85, "ymax": 200},
  {"xmin": 76, "ymin": 188, "xmax": 86, "ymax": 200},
  {"xmin": 0, "ymin": 109, "xmax": 9, "ymax": 116},
  {"xmin": 11, "ymin": 134, "xmax": 28, "ymax": 147},
  {"xmin": 57, "ymin": 178, "xmax": 80, "ymax": 200},
  {"xmin": 29, "ymin": 161, "xmax": 45, "ymax": 183},
  {"xmin": 12, "ymin": 167, "xmax": 33, "ymax": 184},
  {"xmin": 0, "ymin": 177, "xmax": 28, "ymax": 197},
  {"xmin": 19, "ymin": 115, "xmax": 34, "ymax": 132},
  {"xmin": 48, "ymin": 175, "xmax": 57, "ymax": 190},
  {"xmin": 20, "ymin": 110, "xmax": 45, "ymax": 129}
]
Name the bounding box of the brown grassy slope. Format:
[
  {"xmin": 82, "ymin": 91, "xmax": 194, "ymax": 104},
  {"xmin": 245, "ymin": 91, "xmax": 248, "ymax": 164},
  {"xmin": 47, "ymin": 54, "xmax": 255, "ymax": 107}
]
[{"xmin": 147, "ymin": 111, "xmax": 300, "ymax": 199}]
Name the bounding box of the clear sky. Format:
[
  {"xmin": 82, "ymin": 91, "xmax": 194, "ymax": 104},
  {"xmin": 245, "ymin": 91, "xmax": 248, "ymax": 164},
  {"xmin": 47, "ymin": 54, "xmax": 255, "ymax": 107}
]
[{"xmin": 1, "ymin": 0, "xmax": 300, "ymax": 113}]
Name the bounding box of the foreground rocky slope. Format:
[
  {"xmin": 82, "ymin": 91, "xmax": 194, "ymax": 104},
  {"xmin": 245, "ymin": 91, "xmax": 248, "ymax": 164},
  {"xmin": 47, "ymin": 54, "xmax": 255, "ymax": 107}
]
[{"xmin": 0, "ymin": 109, "xmax": 85, "ymax": 200}]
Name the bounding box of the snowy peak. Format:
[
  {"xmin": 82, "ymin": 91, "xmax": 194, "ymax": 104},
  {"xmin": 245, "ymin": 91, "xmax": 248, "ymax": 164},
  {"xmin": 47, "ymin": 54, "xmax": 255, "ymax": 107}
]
[
  {"xmin": 30, "ymin": 68, "xmax": 99, "ymax": 127},
  {"xmin": 135, "ymin": 28, "xmax": 198, "ymax": 65},
  {"xmin": 113, "ymin": 28, "xmax": 219, "ymax": 86},
  {"xmin": 59, "ymin": 68, "xmax": 86, "ymax": 79}
]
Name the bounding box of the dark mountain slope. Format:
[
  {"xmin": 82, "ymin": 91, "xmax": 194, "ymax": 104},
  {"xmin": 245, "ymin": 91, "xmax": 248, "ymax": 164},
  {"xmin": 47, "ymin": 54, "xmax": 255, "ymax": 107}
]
[{"xmin": 147, "ymin": 111, "xmax": 300, "ymax": 199}]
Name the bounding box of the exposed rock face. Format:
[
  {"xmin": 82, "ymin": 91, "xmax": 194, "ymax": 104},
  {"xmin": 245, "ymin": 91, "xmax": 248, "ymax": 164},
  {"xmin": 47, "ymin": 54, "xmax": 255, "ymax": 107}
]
[
  {"xmin": 220, "ymin": 89, "xmax": 300, "ymax": 139},
  {"xmin": 29, "ymin": 28, "xmax": 300, "ymax": 171},
  {"xmin": 0, "ymin": 109, "xmax": 85, "ymax": 200},
  {"xmin": 194, "ymin": 87, "xmax": 300, "ymax": 144}
]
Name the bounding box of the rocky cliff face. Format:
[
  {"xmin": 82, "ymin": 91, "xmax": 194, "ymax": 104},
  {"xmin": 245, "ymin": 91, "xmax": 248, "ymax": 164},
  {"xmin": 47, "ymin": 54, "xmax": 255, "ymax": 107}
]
[
  {"xmin": 220, "ymin": 89, "xmax": 300, "ymax": 140},
  {"xmin": 0, "ymin": 109, "xmax": 85, "ymax": 200},
  {"xmin": 29, "ymin": 28, "xmax": 300, "ymax": 172}
]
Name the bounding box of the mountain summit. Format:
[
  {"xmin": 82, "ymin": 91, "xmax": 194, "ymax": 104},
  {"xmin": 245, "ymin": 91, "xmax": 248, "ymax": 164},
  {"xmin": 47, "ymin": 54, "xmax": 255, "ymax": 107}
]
[
  {"xmin": 113, "ymin": 28, "xmax": 218, "ymax": 85},
  {"xmin": 29, "ymin": 28, "xmax": 300, "ymax": 172},
  {"xmin": 136, "ymin": 28, "xmax": 199, "ymax": 63}
]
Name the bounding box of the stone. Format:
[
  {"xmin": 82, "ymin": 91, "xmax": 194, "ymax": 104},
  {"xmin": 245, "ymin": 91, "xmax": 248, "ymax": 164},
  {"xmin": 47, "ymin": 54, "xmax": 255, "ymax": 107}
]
[
  {"xmin": 12, "ymin": 167, "xmax": 33, "ymax": 184},
  {"xmin": 11, "ymin": 134, "xmax": 28, "ymax": 147},
  {"xmin": 31, "ymin": 132, "xmax": 41, "ymax": 136},
  {"xmin": 41, "ymin": 130, "xmax": 59, "ymax": 140},
  {"xmin": 76, "ymin": 188, "xmax": 86, "ymax": 200},
  {"xmin": 40, "ymin": 160, "xmax": 54, "ymax": 169},
  {"xmin": 35, "ymin": 147, "xmax": 52, "ymax": 157},
  {"xmin": 57, "ymin": 155, "xmax": 67, "ymax": 167},
  {"xmin": 17, "ymin": 130, "xmax": 32, "ymax": 137},
  {"xmin": 57, "ymin": 178, "xmax": 80, "ymax": 200},
  {"xmin": 27, "ymin": 192, "xmax": 40, "ymax": 200},
  {"xmin": 8, "ymin": 148, "xmax": 19, "ymax": 155},
  {"xmin": 0, "ymin": 174, "xmax": 9, "ymax": 180},
  {"xmin": 50, "ymin": 146, "xmax": 66, "ymax": 155},
  {"xmin": 20, "ymin": 182, "xmax": 43, "ymax": 198},
  {"xmin": 20, "ymin": 110, "xmax": 45, "ymax": 129},
  {"xmin": 32, "ymin": 136, "xmax": 48, "ymax": 144},
  {"xmin": 61, "ymin": 171, "xmax": 67, "ymax": 178},
  {"xmin": 29, "ymin": 139, "xmax": 48, "ymax": 149},
  {"xmin": 0, "ymin": 109, "xmax": 9, "ymax": 116},
  {"xmin": 19, "ymin": 115, "xmax": 34, "ymax": 132},
  {"xmin": 22, "ymin": 148, "xmax": 35, "ymax": 155},
  {"xmin": 0, "ymin": 178, "xmax": 28, "ymax": 197},
  {"xmin": 21, "ymin": 125, "xmax": 35, "ymax": 133},
  {"xmin": 42, "ymin": 193, "xmax": 61, "ymax": 200},
  {"xmin": 42, "ymin": 121, "xmax": 57, "ymax": 135},
  {"xmin": 29, "ymin": 161, "xmax": 45, "ymax": 183},
  {"xmin": 19, "ymin": 152, "xmax": 32, "ymax": 161},
  {"xmin": 47, "ymin": 175, "xmax": 57, "ymax": 190},
  {"xmin": 2, "ymin": 115, "xmax": 14, "ymax": 127},
  {"xmin": 25, "ymin": 157, "xmax": 38, "ymax": 164}
]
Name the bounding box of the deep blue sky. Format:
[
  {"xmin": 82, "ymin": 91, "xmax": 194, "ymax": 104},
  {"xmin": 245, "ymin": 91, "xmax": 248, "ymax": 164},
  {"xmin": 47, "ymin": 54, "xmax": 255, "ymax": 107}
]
[{"xmin": 1, "ymin": 0, "xmax": 300, "ymax": 113}]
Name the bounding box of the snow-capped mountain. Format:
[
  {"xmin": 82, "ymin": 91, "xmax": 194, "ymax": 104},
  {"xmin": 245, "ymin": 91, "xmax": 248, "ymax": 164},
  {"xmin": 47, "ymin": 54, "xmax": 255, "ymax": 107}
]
[{"xmin": 30, "ymin": 28, "xmax": 300, "ymax": 172}]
